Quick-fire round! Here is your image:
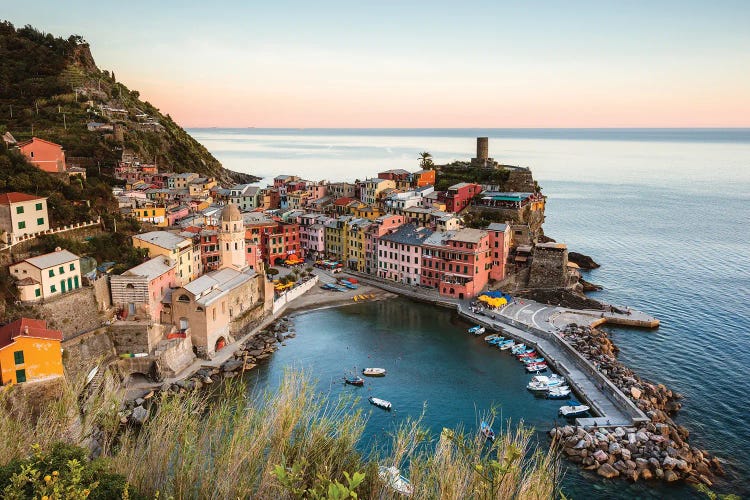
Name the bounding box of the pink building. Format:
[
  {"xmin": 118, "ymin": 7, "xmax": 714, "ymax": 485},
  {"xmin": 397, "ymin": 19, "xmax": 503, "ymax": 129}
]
[
  {"xmin": 365, "ymin": 214, "xmax": 405, "ymax": 274},
  {"xmin": 421, "ymin": 228, "xmax": 492, "ymax": 299},
  {"xmin": 487, "ymin": 223, "xmax": 511, "ymax": 281},
  {"xmin": 167, "ymin": 205, "xmax": 190, "ymax": 226},
  {"xmin": 17, "ymin": 137, "xmax": 67, "ymax": 173},
  {"xmin": 110, "ymin": 256, "xmax": 177, "ymax": 321},
  {"xmin": 377, "ymin": 223, "xmax": 432, "ymax": 285},
  {"xmin": 299, "ymin": 213, "xmax": 329, "ymax": 260}
]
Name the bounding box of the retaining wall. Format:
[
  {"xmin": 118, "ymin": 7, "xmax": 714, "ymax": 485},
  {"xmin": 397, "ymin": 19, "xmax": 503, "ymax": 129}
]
[{"xmin": 272, "ymin": 276, "xmax": 319, "ymax": 314}]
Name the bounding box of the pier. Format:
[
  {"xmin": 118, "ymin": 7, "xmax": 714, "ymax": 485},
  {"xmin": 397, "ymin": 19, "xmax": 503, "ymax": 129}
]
[{"xmin": 341, "ymin": 271, "xmax": 653, "ymax": 427}]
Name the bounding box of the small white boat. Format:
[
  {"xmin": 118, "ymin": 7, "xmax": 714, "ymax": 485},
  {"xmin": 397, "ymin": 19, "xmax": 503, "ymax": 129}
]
[
  {"xmin": 363, "ymin": 367, "xmax": 386, "ymax": 377},
  {"xmin": 369, "ymin": 396, "xmax": 392, "ymax": 411},
  {"xmin": 526, "ymin": 375, "xmax": 566, "ymax": 392},
  {"xmin": 547, "ymin": 386, "xmax": 572, "ymax": 399},
  {"xmin": 468, "ymin": 325, "xmax": 486, "ymax": 335},
  {"xmin": 378, "ymin": 465, "xmax": 413, "ymax": 496},
  {"xmin": 499, "ymin": 341, "xmax": 515, "ymax": 350},
  {"xmin": 484, "ymin": 333, "xmax": 499, "ymax": 342},
  {"xmin": 559, "ymin": 401, "xmax": 590, "ymax": 418}
]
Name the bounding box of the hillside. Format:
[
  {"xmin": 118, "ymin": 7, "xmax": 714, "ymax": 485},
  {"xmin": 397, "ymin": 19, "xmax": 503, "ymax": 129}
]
[{"xmin": 0, "ymin": 22, "xmax": 257, "ymax": 185}]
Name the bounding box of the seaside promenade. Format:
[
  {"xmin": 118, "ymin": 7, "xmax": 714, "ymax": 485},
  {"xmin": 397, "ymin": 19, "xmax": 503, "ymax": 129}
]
[{"xmin": 342, "ymin": 270, "xmax": 653, "ymax": 428}]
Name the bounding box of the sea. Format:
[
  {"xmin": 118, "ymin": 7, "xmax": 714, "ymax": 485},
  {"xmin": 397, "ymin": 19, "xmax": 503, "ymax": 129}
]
[{"xmin": 188, "ymin": 128, "xmax": 750, "ymax": 498}]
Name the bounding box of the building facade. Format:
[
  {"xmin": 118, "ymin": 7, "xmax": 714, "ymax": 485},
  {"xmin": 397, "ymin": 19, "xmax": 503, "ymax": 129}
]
[
  {"xmin": 0, "ymin": 192, "xmax": 49, "ymax": 243},
  {"xmin": 10, "ymin": 249, "xmax": 81, "ymax": 302},
  {"xmin": 0, "ymin": 318, "xmax": 63, "ymax": 385}
]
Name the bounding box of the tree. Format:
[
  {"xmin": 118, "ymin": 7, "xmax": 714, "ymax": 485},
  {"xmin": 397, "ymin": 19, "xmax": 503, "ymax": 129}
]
[{"xmin": 418, "ymin": 151, "xmax": 434, "ymax": 169}]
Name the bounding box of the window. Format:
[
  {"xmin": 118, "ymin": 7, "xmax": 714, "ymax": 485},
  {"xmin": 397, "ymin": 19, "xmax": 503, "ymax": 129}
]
[
  {"xmin": 69, "ymin": 263, "xmax": 75, "ymax": 271},
  {"xmin": 49, "ymin": 269, "xmax": 54, "ymax": 277},
  {"xmin": 18, "ymin": 221, "xmax": 25, "ymax": 230},
  {"xmin": 59, "ymin": 266, "xmax": 64, "ymax": 275},
  {"xmin": 37, "ymin": 217, "xmax": 44, "ymax": 225},
  {"xmin": 35, "ymin": 203, "xmax": 43, "ymax": 210},
  {"xmin": 16, "ymin": 206, "xmax": 24, "ymax": 214},
  {"xmin": 51, "ymin": 284, "xmax": 57, "ymax": 293},
  {"xmin": 15, "ymin": 369, "xmax": 26, "ymax": 383},
  {"xmin": 178, "ymin": 294, "xmax": 190, "ymax": 303},
  {"xmin": 35, "ymin": 288, "xmax": 40, "ymax": 297},
  {"xmin": 14, "ymin": 351, "xmax": 24, "ymax": 365}
]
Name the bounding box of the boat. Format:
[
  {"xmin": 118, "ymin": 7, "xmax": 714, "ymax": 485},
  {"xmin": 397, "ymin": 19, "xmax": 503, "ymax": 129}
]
[
  {"xmin": 480, "ymin": 421, "xmax": 496, "ymax": 442},
  {"xmin": 526, "ymin": 375, "xmax": 566, "ymax": 392},
  {"xmin": 489, "ymin": 337, "xmax": 507, "ymax": 346},
  {"xmin": 339, "ymin": 281, "xmax": 358, "ymax": 290},
  {"xmin": 484, "ymin": 333, "xmax": 499, "ymax": 342},
  {"xmin": 547, "ymin": 386, "xmax": 572, "ymax": 399},
  {"xmin": 378, "ymin": 466, "xmax": 413, "ymax": 497},
  {"xmin": 525, "ymin": 363, "xmax": 548, "ymax": 373},
  {"xmin": 344, "ymin": 375, "xmax": 364, "ymax": 386},
  {"xmin": 510, "ymin": 344, "xmax": 527, "ymax": 354},
  {"xmin": 516, "ymin": 351, "xmax": 538, "ymax": 359},
  {"xmin": 468, "ymin": 325, "xmax": 486, "ymax": 335},
  {"xmin": 499, "ymin": 341, "xmax": 516, "ymax": 350},
  {"xmin": 521, "ymin": 357, "xmax": 545, "ymax": 365},
  {"xmin": 559, "ymin": 400, "xmax": 590, "ymax": 418},
  {"xmin": 363, "ymin": 367, "xmax": 387, "ymax": 377},
  {"xmin": 369, "ymin": 396, "xmax": 392, "ymax": 411}
]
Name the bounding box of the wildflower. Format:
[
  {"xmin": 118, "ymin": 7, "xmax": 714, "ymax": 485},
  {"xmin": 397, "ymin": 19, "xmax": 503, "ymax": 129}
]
[
  {"xmin": 83, "ymin": 488, "xmax": 91, "ymax": 497},
  {"xmin": 42, "ymin": 497, "xmax": 49, "ymax": 500},
  {"xmin": 52, "ymin": 470, "xmax": 59, "ymax": 476},
  {"xmin": 44, "ymin": 475, "xmax": 52, "ymax": 482}
]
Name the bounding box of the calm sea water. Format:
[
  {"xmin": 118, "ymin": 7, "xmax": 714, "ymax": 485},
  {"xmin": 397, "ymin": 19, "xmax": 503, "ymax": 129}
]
[{"xmin": 190, "ymin": 128, "xmax": 750, "ymax": 497}]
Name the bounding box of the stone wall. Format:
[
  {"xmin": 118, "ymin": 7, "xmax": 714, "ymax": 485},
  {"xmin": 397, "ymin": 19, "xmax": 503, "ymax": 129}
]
[
  {"xmin": 154, "ymin": 336, "xmax": 195, "ymax": 379},
  {"xmin": 272, "ymin": 276, "xmax": 319, "ymax": 314},
  {"xmin": 35, "ymin": 287, "xmax": 107, "ymax": 339},
  {"xmin": 108, "ymin": 321, "xmax": 164, "ymax": 355},
  {"xmin": 528, "ymin": 247, "xmax": 569, "ymax": 288},
  {"xmin": 0, "ymin": 223, "xmax": 104, "ymax": 266},
  {"xmin": 62, "ymin": 328, "xmax": 116, "ymax": 382}
]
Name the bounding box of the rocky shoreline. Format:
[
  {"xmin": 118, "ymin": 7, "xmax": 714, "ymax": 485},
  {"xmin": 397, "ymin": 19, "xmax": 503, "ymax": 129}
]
[
  {"xmin": 552, "ymin": 324, "xmax": 724, "ymax": 486},
  {"xmin": 118, "ymin": 317, "xmax": 296, "ymax": 425}
]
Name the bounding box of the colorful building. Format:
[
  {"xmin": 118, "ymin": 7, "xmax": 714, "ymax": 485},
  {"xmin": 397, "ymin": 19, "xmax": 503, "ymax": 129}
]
[
  {"xmin": 110, "ymin": 256, "xmax": 177, "ymax": 321},
  {"xmin": 133, "ymin": 231, "xmax": 195, "ymax": 285},
  {"xmin": 345, "ymin": 218, "xmax": 372, "ymax": 272},
  {"xmin": 362, "ymin": 178, "xmax": 396, "ymax": 206},
  {"xmin": 412, "ymin": 169, "xmax": 436, "ymax": 187},
  {"xmin": 377, "ymin": 223, "xmax": 432, "ymax": 285},
  {"xmin": 0, "ymin": 318, "xmax": 63, "ymax": 385},
  {"xmin": 365, "ymin": 214, "xmax": 405, "ymax": 274},
  {"xmin": 132, "ymin": 205, "xmax": 167, "ymax": 226},
  {"xmin": 0, "ymin": 192, "xmax": 49, "ymax": 243},
  {"xmin": 440, "ymin": 182, "xmax": 482, "ymax": 213},
  {"xmin": 17, "ymin": 137, "xmax": 67, "ymax": 173},
  {"xmin": 299, "ymin": 214, "xmax": 330, "ymax": 260},
  {"xmin": 10, "ymin": 249, "xmax": 81, "ymax": 302},
  {"xmin": 487, "ymin": 223, "xmax": 511, "ymax": 281},
  {"xmin": 324, "ymin": 216, "xmax": 351, "ymax": 261},
  {"xmin": 421, "ymin": 228, "xmax": 492, "ymax": 299}
]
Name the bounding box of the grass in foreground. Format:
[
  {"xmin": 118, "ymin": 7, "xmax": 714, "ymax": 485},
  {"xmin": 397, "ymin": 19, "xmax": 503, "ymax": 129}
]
[{"xmin": 0, "ymin": 370, "xmax": 559, "ymax": 499}]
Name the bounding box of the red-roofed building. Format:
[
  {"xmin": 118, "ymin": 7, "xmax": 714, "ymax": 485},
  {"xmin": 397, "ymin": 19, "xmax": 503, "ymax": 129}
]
[
  {"xmin": 17, "ymin": 137, "xmax": 67, "ymax": 173},
  {"xmin": 439, "ymin": 182, "xmax": 482, "ymax": 213},
  {"xmin": 0, "ymin": 192, "xmax": 50, "ymax": 243},
  {"xmin": 0, "ymin": 318, "xmax": 63, "ymax": 385}
]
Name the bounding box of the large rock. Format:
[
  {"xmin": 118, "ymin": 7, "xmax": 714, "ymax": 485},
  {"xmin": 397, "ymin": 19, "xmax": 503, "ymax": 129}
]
[
  {"xmin": 222, "ymin": 359, "xmax": 244, "ymax": 372},
  {"xmin": 630, "ymin": 387, "xmax": 642, "ymax": 400},
  {"xmin": 662, "ymin": 456, "xmax": 678, "ymax": 470},
  {"xmin": 640, "ymin": 468, "xmax": 654, "ymax": 480},
  {"xmin": 620, "ymin": 448, "xmax": 632, "ymax": 461},
  {"xmin": 593, "ymin": 450, "xmax": 608, "ymax": 463},
  {"xmin": 609, "ymin": 442, "xmax": 622, "ymax": 455},
  {"xmin": 597, "ymin": 463, "xmax": 620, "ymax": 479},
  {"xmin": 131, "ymin": 405, "xmax": 148, "ymax": 424},
  {"xmin": 664, "ymin": 470, "xmax": 679, "ymax": 482}
]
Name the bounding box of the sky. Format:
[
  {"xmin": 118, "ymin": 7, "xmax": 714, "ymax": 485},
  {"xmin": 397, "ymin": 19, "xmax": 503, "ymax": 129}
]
[{"xmin": 5, "ymin": 1, "xmax": 750, "ymax": 128}]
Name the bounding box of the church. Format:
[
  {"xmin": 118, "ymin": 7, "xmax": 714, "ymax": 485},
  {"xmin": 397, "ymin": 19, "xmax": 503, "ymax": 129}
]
[{"xmin": 166, "ymin": 203, "xmax": 274, "ymax": 358}]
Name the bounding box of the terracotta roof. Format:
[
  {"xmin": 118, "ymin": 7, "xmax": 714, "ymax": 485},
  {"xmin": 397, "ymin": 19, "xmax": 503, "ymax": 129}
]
[
  {"xmin": 334, "ymin": 197, "xmax": 354, "ymax": 206},
  {"xmin": 0, "ymin": 192, "xmax": 45, "ymax": 205},
  {"xmin": 0, "ymin": 318, "xmax": 62, "ymax": 350},
  {"xmin": 16, "ymin": 137, "xmax": 63, "ymax": 149}
]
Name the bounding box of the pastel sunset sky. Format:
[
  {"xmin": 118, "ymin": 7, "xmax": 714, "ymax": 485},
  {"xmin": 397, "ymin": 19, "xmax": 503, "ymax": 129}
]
[{"xmin": 6, "ymin": 1, "xmax": 750, "ymax": 128}]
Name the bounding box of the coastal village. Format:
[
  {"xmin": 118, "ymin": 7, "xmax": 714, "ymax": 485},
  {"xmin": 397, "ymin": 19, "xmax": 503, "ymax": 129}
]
[{"xmin": 0, "ymin": 133, "xmax": 724, "ymax": 488}]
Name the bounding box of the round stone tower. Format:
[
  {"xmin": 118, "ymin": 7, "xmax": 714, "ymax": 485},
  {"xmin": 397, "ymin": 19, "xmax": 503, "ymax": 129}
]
[
  {"xmin": 218, "ymin": 203, "xmax": 246, "ymax": 270},
  {"xmin": 476, "ymin": 137, "xmax": 489, "ymax": 160}
]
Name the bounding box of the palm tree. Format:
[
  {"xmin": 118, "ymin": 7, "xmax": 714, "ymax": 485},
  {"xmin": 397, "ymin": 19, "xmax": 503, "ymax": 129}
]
[{"xmin": 418, "ymin": 151, "xmax": 434, "ymax": 169}]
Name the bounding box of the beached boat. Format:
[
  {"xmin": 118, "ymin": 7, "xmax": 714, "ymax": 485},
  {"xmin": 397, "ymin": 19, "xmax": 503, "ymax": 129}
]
[
  {"xmin": 378, "ymin": 466, "xmax": 413, "ymax": 497},
  {"xmin": 480, "ymin": 421, "xmax": 496, "ymax": 442},
  {"xmin": 344, "ymin": 375, "xmax": 364, "ymax": 386},
  {"xmin": 363, "ymin": 367, "xmax": 387, "ymax": 377},
  {"xmin": 468, "ymin": 325, "xmax": 486, "ymax": 335},
  {"xmin": 559, "ymin": 401, "xmax": 590, "ymax": 418},
  {"xmin": 547, "ymin": 386, "xmax": 572, "ymax": 399},
  {"xmin": 369, "ymin": 396, "xmax": 392, "ymax": 410},
  {"xmin": 339, "ymin": 281, "xmax": 358, "ymax": 290}
]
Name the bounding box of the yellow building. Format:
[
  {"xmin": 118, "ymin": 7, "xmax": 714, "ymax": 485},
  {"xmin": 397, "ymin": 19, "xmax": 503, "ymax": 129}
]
[
  {"xmin": 132, "ymin": 205, "xmax": 167, "ymax": 227},
  {"xmin": 324, "ymin": 216, "xmax": 350, "ymax": 261},
  {"xmin": 133, "ymin": 231, "xmax": 195, "ymax": 285},
  {"xmin": 351, "ymin": 205, "xmax": 381, "ymax": 220},
  {"xmin": 0, "ymin": 318, "xmax": 63, "ymax": 386},
  {"xmin": 188, "ymin": 177, "xmax": 218, "ymax": 197},
  {"xmin": 345, "ymin": 218, "xmax": 371, "ymax": 272},
  {"xmin": 362, "ymin": 178, "xmax": 396, "ymax": 206}
]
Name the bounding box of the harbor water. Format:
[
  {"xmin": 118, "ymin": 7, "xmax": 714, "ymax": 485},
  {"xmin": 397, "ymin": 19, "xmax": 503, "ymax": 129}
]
[{"xmin": 192, "ymin": 128, "xmax": 750, "ymax": 498}]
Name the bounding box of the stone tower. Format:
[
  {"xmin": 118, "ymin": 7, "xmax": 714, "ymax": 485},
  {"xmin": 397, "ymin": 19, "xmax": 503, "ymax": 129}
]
[
  {"xmin": 218, "ymin": 203, "xmax": 246, "ymax": 270},
  {"xmin": 476, "ymin": 137, "xmax": 489, "ymax": 161}
]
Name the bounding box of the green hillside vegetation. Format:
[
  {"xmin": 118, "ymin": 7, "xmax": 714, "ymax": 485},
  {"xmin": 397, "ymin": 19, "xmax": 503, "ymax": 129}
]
[
  {"xmin": 434, "ymin": 162, "xmax": 511, "ymax": 191},
  {"xmin": 0, "ymin": 22, "xmax": 257, "ymax": 184}
]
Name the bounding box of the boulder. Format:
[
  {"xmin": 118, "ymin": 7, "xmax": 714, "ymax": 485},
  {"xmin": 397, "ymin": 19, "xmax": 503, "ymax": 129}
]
[
  {"xmin": 593, "ymin": 450, "xmax": 608, "ymax": 462},
  {"xmin": 614, "ymin": 427, "xmax": 626, "ymax": 438},
  {"xmin": 222, "ymin": 359, "xmax": 244, "ymax": 372},
  {"xmin": 609, "ymin": 442, "xmax": 621, "ymax": 455},
  {"xmin": 664, "ymin": 470, "xmax": 679, "ymax": 482},
  {"xmin": 620, "ymin": 448, "xmax": 632, "ymax": 461},
  {"xmin": 699, "ymin": 475, "xmax": 713, "ymax": 487},
  {"xmin": 640, "ymin": 468, "xmax": 654, "ymax": 480},
  {"xmin": 623, "ymin": 469, "xmax": 639, "ymax": 482},
  {"xmin": 597, "ymin": 463, "xmax": 620, "ymax": 479},
  {"xmin": 574, "ymin": 439, "xmax": 587, "ymax": 450},
  {"xmin": 630, "ymin": 387, "xmax": 642, "ymax": 399},
  {"xmin": 662, "ymin": 456, "xmax": 678, "ymax": 470},
  {"xmin": 131, "ymin": 405, "xmax": 148, "ymax": 424}
]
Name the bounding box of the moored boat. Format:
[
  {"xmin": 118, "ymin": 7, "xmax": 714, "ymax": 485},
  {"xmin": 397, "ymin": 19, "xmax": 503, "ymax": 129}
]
[
  {"xmin": 559, "ymin": 400, "xmax": 590, "ymax": 417},
  {"xmin": 480, "ymin": 421, "xmax": 496, "ymax": 441},
  {"xmin": 378, "ymin": 466, "xmax": 413, "ymax": 496},
  {"xmin": 521, "ymin": 357, "xmax": 545, "ymax": 365},
  {"xmin": 526, "ymin": 375, "xmax": 565, "ymax": 392},
  {"xmin": 344, "ymin": 375, "xmax": 364, "ymax": 386},
  {"xmin": 484, "ymin": 333, "xmax": 499, "ymax": 342},
  {"xmin": 547, "ymin": 386, "xmax": 572, "ymax": 399},
  {"xmin": 369, "ymin": 396, "xmax": 392, "ymax": 410},
  {"xmin": 499, "ymin": 341, "xmax": 515, "ymax": 350},
  {"xmin": 363, "ymin": 367, "xmax": 387, "ymax": 377},
  {"xmin": 525, "ymin": 363, "xmax": 548, "ymax": 372},
  {"xmin": 510, "ymin": 344, "xmax": 527, "ymax": 354},
  {"xmin": 468, "ymin": 325, "xmax": 486, "ymax": 335}
]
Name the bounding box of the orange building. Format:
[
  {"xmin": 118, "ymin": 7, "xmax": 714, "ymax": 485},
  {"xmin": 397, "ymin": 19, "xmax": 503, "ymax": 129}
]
[
  {"xmin": 413, "ymin": 169, "xmax": 435, "ymax": 187},
  {"xmin": 17, "ymin": 137, "xmax": 67, "ymax": 173},
  {"xmin": 0, "ymin": 318, "xmax": 63, "ymax": 385}
]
